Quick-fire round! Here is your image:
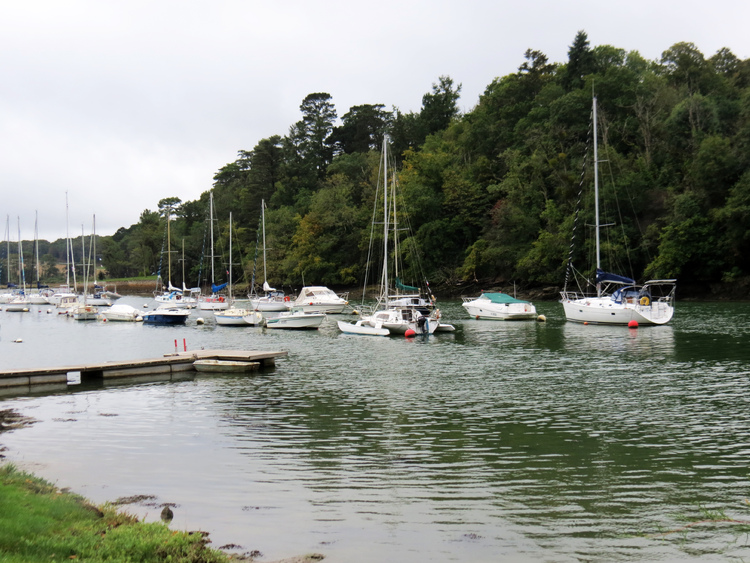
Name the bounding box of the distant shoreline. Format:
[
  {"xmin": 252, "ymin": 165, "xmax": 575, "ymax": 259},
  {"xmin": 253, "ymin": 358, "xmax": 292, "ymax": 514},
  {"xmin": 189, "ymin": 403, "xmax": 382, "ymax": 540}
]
[{"xmin": 102, "ymin": 278, "xmax": 750, "ymax": 302}]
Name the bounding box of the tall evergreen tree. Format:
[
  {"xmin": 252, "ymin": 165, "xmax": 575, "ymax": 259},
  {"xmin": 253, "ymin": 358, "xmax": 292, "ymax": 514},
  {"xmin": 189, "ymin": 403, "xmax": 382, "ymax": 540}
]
[{"xmin": 562, "ymin": 30, "xmax": 595, "ymax": 91}]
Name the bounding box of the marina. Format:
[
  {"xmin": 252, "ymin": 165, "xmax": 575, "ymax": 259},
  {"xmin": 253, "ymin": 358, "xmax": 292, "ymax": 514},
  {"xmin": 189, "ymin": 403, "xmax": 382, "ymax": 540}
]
[
  {"xmin": 0, "ymin": 349, "xmax": 286, "ymax": 392},
  {"xmin": 2, "ymin": 297, "xmax": 750, "ymax": 561}
]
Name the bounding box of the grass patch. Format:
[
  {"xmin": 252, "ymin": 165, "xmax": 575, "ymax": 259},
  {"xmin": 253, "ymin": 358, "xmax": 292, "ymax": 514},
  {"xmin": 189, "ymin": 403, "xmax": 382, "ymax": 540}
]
[{"xmin": 0, "ymin": 464, "xmax": 231, "ymax": 562}]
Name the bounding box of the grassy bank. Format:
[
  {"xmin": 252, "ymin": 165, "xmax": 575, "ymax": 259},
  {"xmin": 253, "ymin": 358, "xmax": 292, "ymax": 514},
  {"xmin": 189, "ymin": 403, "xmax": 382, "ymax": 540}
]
[{"xmin": 0, "ymin": 463, "xmax": 231, "ymax": 562}]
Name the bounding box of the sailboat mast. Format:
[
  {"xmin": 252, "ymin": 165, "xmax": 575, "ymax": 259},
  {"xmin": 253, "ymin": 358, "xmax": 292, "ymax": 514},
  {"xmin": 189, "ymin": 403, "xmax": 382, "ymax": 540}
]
[
  {"xmin": 593, "ymin": 96, "xmax": 601, "ymax": 297},
  {"xmin": 93, "ymin": 214, "xmax": 96, "ymax": 284},
  {"xmin": 228, "ymin": 212, "xmax": 233, "ymax": 302},
  {"xmin": 261, "ymin": 199, "xmax": 268, "ymax": 285},
  {"xmin": 5, "ymin": 215, "xmax": 10, "ymax": 286},
  {"xmin": 34, "ymin": 211, "xmax": 40, "ymax": 284},
  {"xmin": 391, "ymin": 171, "xmax": 399, "ymax": 296},
  {"xmin": 65, "ymin": 192, "xmax": 70, "ymax": 288},
  {"xmin": 167, "ymin": 208, "xmax": 172, "ymax": 285},
  {"xmin": 81, "ymin": 224, "xmax": 87, "ymax": 301},
  {"xmin": 209, "ymin": 192, "xmax": 215, "ymax": 286},
  {"xmin": 17, "ymin": 217, "xmax": 23, "ymax": 290},
  {"xmin": 381, "ymin": 137, "xmax": 389, "ymax": 302}
]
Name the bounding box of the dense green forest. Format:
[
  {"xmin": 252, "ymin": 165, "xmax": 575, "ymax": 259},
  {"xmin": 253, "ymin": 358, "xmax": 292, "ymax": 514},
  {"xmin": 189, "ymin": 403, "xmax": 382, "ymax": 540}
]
[{"xmin": 6, "ymin": 33, "xmax": 750, "ymax": 297}]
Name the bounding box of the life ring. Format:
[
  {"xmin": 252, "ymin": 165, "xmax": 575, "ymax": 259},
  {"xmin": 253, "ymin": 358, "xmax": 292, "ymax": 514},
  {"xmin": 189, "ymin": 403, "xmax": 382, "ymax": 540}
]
[
  {"xmin": 639, "ymin": 296, "xmax": 650, "ymax": 306},
  {"xmin": 284, "ymin": 296, "xmax": 290, "ymax": 302},
  {"xmin": 219, "ymin": 296, "xmax": 224, "ymax": 302}
]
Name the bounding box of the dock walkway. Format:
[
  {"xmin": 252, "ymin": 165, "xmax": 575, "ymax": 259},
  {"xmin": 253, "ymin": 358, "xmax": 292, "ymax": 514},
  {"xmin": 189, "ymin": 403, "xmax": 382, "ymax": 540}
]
[{"xmin": 0, "ymin": 349, "xmax": 287, "ymax": 391}]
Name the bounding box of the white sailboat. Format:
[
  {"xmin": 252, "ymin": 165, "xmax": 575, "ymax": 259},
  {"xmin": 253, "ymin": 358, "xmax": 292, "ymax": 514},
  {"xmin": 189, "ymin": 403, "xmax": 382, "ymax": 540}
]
[
  {"xmin": 154, "ymin": 205, "xmax": 192, "ymax": 309},
  {"xmin": 214, "ymin": 213, "xmax": 264, "ymax": 326},
  {"xmin": 199, "ymin": 191, "xmax": 230, "ymax": 311},
  {"xmin": 27, "ymin": 212, "xmax": 54, "ymax": 304},
  {"xmin": 339, "ymin": 137, "xmax": 438, "ymax": 336},
  {"xmin": 52, "ymin": 194, "xmax": 78, "ymax": 309},
  {"xmin": 560, "ymin": 96, "xmax": 676, "ymax": 325},
  {"xmin": 0, "ymin": 216, "xmax": 21, "ymax": 304},
  {"xmin": 71, "ymin": 219, "xmax": 99, "ymax": 320},
  {"xmin": 5, "ymin": 218, "xmax": 30, "ymax": 312},
  {"xmin": 248, "ymin": 199, "xmax": 288, "ymax": 312}
]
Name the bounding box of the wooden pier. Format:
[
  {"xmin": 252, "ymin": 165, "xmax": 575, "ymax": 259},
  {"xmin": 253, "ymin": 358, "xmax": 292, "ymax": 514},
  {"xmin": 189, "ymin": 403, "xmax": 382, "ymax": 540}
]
[{"xmin": 0, "ymin": 349, "xmax": 287, "ymax": 393}]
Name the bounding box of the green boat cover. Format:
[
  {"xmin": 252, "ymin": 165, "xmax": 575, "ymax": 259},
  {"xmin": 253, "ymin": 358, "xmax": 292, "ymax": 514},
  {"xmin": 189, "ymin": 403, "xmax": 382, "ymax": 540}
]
[
  {"xmin": 395, "ymin": 277, "xmax": 419, "ymax": 292},
  {"xmin": 481, "ymin": 292, "xmax": 529, "ymax": 304}
]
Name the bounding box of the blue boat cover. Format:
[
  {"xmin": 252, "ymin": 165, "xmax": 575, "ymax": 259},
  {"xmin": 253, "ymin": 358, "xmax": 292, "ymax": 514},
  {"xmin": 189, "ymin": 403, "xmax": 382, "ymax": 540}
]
[
  {"xmin": 211, "ymin": 282, "xmax": 228, "ymax": 293},
  {"xmin": 596, "ymin": 268, "xmax": 635, "ymax": 285}
]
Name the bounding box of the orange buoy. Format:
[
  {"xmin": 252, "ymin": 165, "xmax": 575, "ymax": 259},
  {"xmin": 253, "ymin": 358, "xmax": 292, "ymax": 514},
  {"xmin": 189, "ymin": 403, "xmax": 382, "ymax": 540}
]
[
  {"xmin": 628, "ymin": 320, "xmax": 638, "ymax": 328},
  {"xmin": 405, "ymin": 329, "xmax": 416, "ymax": 338}
]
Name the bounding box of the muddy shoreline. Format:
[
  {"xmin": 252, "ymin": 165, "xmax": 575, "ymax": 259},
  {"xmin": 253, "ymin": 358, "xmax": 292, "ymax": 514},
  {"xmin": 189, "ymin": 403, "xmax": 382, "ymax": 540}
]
[{"xmin": 0, "ymin": 408, "xmax": 323, "ymax": 563}]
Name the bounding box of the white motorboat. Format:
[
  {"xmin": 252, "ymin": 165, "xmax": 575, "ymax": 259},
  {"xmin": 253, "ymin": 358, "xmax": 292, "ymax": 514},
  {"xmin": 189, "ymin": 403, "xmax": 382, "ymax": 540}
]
[
  {"xmin": 336, "ymin": 319, "xmax": 389, "ymax": 336},
  {"xmin": 559, "ymin": 96, "xmax": 676, "ymax": 325},
  {"xmin": 56, "ymin": 295, "xmax": 79, "ymax": 310},
  {"xmin": 99, "ymin": 304, "xmax": 143, "ymax": 322},
  {"xmin": 288, "ymin": 286, "xmax": 348, "ymax": 314},
  {"xmin": 70, "ymin": 304, "xmax": 98, "ymax": 321},
  {"xmin": 215, "ymin": 308, "xmax": 264, "ymax": 326},
  {"xmin": 462, "ymin": 292, "xmax": 537, "ymax": 320},
  {"xmin": 265, "ymin": 307, "xmax": 326, "ymax": 329}
]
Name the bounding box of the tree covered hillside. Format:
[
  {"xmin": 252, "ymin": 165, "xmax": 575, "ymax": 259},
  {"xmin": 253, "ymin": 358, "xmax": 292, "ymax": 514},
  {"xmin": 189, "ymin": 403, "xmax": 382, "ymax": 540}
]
[{"xmin": 99, "ymin": 32, "xmax": 750, "ymax": 297}]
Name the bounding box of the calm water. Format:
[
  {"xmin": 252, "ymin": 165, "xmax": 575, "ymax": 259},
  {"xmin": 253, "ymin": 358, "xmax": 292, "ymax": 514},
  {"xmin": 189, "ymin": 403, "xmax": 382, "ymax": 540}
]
[{"xmin": 2, "ymin": 298, "xmax": 750, "ymax": 562}]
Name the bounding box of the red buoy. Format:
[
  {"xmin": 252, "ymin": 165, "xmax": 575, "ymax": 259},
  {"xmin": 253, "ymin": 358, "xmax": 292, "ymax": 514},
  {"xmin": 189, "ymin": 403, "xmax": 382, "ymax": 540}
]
[
  {"xmin": 405, "ymin": 329, "xmax": 416, "ymax": 338},
  {"xmin": 628, "ymin": 320, "xmax": 638, "ymax": 328}
]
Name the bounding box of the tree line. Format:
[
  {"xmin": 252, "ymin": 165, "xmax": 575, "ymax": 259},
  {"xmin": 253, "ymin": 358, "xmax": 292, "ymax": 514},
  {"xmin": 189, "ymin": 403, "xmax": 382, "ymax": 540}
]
[{"xmin": 8, "ymin": 32, "xmax": 750, "ymax": 297}]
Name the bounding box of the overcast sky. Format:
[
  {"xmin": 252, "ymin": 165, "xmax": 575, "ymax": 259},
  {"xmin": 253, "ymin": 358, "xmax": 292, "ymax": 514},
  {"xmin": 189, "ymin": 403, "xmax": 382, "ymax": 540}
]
[{"xmin": 1, "ymin": 0, "xmax": 748, "ymax": 241}]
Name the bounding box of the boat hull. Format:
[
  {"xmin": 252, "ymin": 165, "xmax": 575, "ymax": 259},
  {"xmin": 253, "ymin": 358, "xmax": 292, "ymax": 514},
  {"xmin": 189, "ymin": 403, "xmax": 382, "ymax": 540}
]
[
  {"xmin": 5, "ymin": 301, "xmax": 30, "ymax": 312},
  {"xmin": 214, "ymin": 309, "xmax": 264, "ymax": 326},
  {"xmin": 366, "ymin": 309, "xmax": 439, "ymax": 335},
  {"xmin": 142, "ymin": 309, "xmax": 190, "ymax": 325},
  {"xmin": 462, "ymin": 301, "xmax": 537, "ymax": 320},
  {"xmin": 561, "ymin": 297, "xmax": 674, "ymax": 326},
  {"xmin": 265, "ymin": 312, "xmax": 325, "ymax": 329},
  {"xmin": 249, "ymin": 298, "xmax": 288, "ymax": 312},
  {"xmin": 99, "ymin": 305, "xmax": 143, "ymax": 322},
  {"xmin": 289, "ymin": 286, "xmax": 348, "ymax": 314},
  {"xmin": 337, "ymin": 320, "xmax": 389, "ymax": 336},
  {"xmin": 198, "ymin": 297, "xmax": 229, "ymax": 311}
]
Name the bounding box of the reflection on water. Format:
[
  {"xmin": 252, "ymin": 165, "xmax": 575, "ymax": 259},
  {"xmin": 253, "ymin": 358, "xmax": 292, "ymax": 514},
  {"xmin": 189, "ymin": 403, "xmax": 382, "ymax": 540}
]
[{"xmin": 2, "ymin": 299, "xmax": 750, "ymax": 561}]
